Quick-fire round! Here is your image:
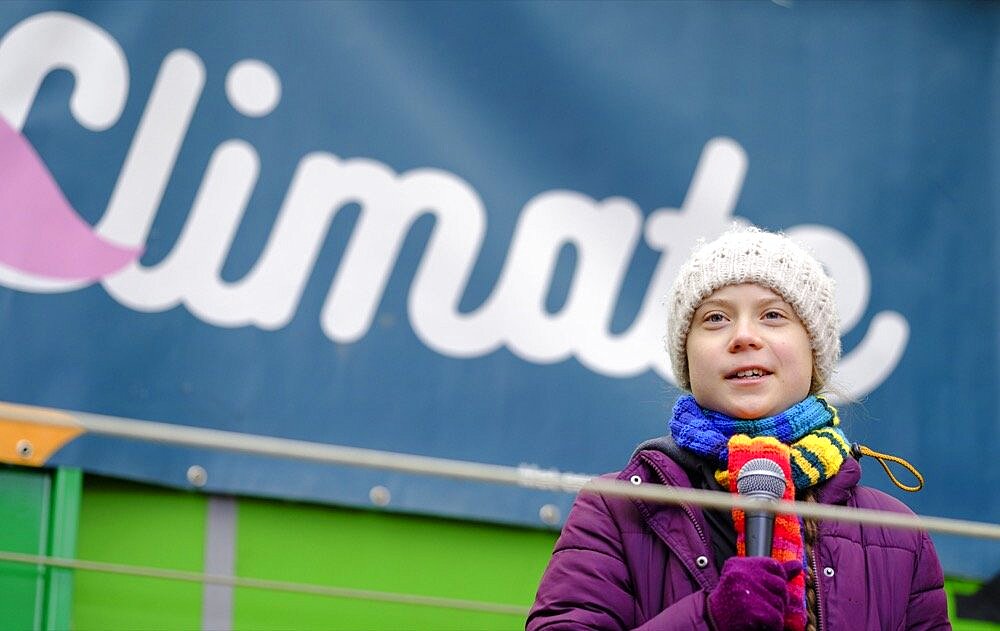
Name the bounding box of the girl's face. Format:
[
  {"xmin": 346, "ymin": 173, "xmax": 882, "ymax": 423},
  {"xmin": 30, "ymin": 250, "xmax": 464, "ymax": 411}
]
[{"xmin": 686, "ymin": 283, "xmax": 813, "ymax": 419}]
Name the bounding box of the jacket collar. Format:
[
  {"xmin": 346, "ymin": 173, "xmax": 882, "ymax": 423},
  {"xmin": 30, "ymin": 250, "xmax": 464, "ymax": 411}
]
[
  {"xmin": 624, "ymin": 440, "xmax": 719, "ymax": 589},
  {"xmin": 814, "ymin": 456, "xmax": 861, "ymax": 505},
  {"xmin": 629, "ymin": 436, "xmax": 705, "ymax": 487}
]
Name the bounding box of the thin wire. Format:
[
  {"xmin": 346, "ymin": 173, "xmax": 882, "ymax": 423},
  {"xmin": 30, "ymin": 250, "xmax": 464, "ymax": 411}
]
[
  {"xmin": 577, "ymin": 477, "xmax": 1000, "ymax": 540},
  {"xmin": 5, "ymin": 404, "xmax": 1000, "ymax": 541},
  {"xmin": 0, "ymin": 550, "xmax": 527, "ymax": 616}
]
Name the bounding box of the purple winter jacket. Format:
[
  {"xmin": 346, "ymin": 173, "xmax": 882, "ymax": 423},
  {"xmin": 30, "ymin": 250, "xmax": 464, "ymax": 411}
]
[{"xmin": 528, "ymin": 446, "xmax": 950, "ymax": 630}]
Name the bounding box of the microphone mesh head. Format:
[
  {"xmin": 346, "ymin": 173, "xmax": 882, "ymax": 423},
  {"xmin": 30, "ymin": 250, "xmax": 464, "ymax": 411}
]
[{"xmin": 736, "ymin": 457, "xmax": 787, "ymax": 500}]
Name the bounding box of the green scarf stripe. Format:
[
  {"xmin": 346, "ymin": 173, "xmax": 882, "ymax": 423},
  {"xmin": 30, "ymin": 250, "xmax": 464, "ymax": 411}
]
[
  {"xmin": 789, "ymin": 427, "xmax": 850, "ymax": 489},
  {"xmin": 791, "ymin": 446, "xmax": 826, "ymax": 488},
  {"xmin": 814, "ymin": 428, "xmax": 850, "ymax": 459}
]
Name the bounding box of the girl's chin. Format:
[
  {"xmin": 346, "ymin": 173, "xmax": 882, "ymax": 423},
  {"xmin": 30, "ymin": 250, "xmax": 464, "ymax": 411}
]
[
  {"xmin": 717, "ymin": 399, "xmax": 780, "ymax": 419},
  {"xmin": 728, "ymin": 410, "xmax": 770, "ymax": 420}
]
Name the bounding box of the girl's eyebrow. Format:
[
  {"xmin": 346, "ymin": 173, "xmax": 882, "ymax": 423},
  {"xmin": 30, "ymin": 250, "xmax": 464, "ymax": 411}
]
[
  {"xmin": 694, "ymin": 296, "xmax": 793, "ymax": 313},
  {"xmin": 757, "ymin": 297, "xmax": 792, "ymax": 309},
  {"xmin": 694, "ymin": 298, "xmax": 732, "ymax": 311}
]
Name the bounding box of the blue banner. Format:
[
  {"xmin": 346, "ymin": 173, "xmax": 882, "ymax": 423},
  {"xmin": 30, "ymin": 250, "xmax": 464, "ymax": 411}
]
[{"xmin": 0, "ymin": 1, "xmax": 995, "ymax": 578}]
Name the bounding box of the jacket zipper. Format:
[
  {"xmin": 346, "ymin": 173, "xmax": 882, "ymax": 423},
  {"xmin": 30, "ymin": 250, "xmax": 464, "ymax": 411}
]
[
  {"xmin": 637, "ymin": 454, "xmax": 711, "ymax": 552},
  {"xmin": 680, "ymin": 504, "xmax": 709, "ymax": 549},
  {"xmin": 811, "ymin": 544, "xmax": 824, "ymax": 631}
]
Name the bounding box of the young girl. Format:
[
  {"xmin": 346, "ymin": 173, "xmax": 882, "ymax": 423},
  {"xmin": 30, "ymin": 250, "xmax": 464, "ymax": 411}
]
[{"xmin": 527, "ymin": 226, "xmax": 949, "ymax": 630}]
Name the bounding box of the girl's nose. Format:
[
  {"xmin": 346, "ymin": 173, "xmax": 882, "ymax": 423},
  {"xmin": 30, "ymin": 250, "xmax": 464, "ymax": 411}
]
[{"xmin": 728, "ymin": 318, "xmax": 763, "ymax": 352}]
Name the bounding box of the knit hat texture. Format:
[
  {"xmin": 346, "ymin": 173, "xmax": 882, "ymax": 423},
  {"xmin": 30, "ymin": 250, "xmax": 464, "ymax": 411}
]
[{"xmin": 666, "ymin": 226, "xmax": 840, "ymax": 391}]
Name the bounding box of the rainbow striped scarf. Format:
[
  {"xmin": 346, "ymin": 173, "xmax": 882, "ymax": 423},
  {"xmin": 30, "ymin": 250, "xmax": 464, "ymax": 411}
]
[{"xmin": 669, "ymin": 395, "xmax": 851, "ymax": 631}]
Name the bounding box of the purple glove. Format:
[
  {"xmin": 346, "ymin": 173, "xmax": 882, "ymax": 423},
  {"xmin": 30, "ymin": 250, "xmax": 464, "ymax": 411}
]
[{"xmin": 707, "ymin": 557, "xmax": 802, "ymax": 631}]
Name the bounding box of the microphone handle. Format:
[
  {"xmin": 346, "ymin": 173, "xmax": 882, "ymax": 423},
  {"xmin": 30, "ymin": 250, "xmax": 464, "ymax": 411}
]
[{"xmin": 745, "ymin": 510, "xmax": 775, "ymax": 557}]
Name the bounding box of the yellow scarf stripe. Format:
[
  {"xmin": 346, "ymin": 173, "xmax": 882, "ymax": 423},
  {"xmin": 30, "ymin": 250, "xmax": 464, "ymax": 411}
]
[
  {"xmin": 797, "ymin": 435, "xmax": 842, "ymax": 471},
  {"xmin": 813, "ymin": 427, "xmax": 850, "ymax": 455}
]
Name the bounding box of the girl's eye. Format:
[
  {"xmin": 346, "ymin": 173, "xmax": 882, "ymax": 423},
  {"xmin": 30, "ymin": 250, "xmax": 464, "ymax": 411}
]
[
  {"xmin": 705, "ymin": 313, "xmax": 726, "ymax": 323},
  {"xmin": 763, "ymin": 310, "xmax": 784, "ymax": 320}
]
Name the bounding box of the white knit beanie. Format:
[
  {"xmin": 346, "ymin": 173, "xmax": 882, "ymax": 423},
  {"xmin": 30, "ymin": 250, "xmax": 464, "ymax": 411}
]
[{"xmin": 666, "ymin": 225, "xmax": 841, "ymax": 391}]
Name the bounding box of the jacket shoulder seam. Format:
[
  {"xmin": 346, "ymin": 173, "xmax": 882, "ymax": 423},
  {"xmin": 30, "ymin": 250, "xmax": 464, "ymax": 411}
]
[
  {"xmin": 552, "ymin": 544, "xmax": 629, "ymax": 564},
  {"xmin": 909, "ymin": 580, "xmax": 944, "ymax": 596},
  {"xmin": 820, "ymin": 532, "xmax": 920, "ymax": 554}
]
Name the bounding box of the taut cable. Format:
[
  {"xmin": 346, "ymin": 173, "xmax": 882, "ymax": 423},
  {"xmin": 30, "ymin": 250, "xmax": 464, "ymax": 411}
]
[{"xmin": 0, "ymin": 550, "xmax": 527, "ymax": 616}]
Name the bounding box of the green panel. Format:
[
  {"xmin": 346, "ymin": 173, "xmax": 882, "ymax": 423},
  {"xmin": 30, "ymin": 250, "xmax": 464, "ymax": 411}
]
[
  {"xmin": 0, "ymin": 466, "xmax": 51, "ymax": 631},
  {"xmin": 233, "ymin": 499, "xmax": 556, "ymax": 630},
  {"xmin": 73, "ymin": 477, "xmax": 206, "ymax": 631},
  {"xmin": 68, "ymin": 475, "xmax": 997, "ymax": 630}
]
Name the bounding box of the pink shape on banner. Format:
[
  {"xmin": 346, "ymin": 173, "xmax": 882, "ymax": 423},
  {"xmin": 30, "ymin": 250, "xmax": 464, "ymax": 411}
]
[{"xmin": 0, "ymin": 116, "xmax": 142, "ymax": 281}]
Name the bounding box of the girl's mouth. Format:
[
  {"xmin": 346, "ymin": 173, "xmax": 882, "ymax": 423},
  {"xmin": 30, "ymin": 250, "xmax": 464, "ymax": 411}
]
[{"xmin": 726, "ymin": 367, "xmax": 772, "ymax": 380}]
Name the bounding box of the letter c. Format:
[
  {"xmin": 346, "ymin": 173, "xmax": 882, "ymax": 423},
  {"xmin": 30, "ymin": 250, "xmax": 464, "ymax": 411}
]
[{"xmin": 0, "ymin": 11, "xmax": 128, "ymax": 131}]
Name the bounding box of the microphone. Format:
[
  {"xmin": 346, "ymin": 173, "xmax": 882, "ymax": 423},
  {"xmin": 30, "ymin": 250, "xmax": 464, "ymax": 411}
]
[{"xmin": 736, "ymin": 458, "xmax": 787, "ymax": 557}]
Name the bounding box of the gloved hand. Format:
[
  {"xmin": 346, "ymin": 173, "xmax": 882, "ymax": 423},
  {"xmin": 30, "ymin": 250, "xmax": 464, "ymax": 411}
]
[{"xmin": 707, "ymin": 556, "xmax": 802, "ymax": 631}]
